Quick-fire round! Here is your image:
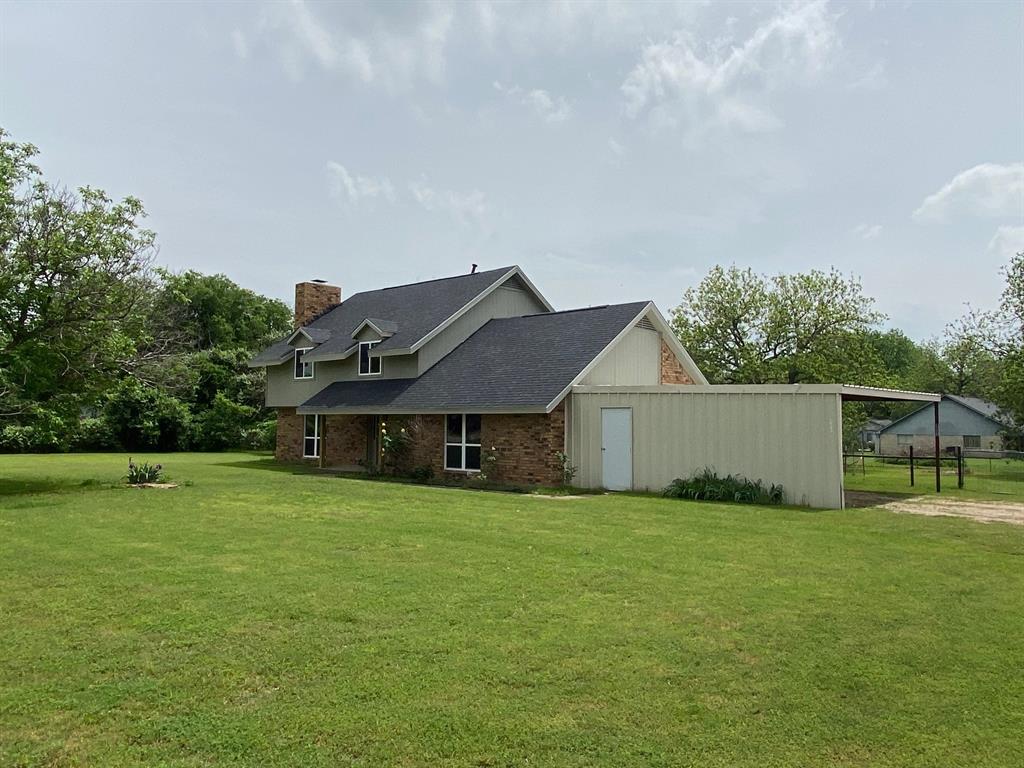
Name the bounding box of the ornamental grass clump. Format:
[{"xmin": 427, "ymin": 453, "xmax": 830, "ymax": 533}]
[
  {"xmin": 663, "ymin": 467, "xmax": 784, "ymax": 505},
  {"xmin": 127, "ymin": 458, "xmax": 164, "ymax": 485}
]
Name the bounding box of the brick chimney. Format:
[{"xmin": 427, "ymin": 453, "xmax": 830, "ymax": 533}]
[{"xmin": 294, "ymin": 279, "xmax": 341, "ymax": 328}]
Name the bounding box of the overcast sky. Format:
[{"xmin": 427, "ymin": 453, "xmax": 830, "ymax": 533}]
[{"xmin": 2, "ymin": 1, "xmax": 1022, "ymax": 339}]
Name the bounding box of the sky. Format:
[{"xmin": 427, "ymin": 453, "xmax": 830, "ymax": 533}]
[{"xmin": 1, "ymin": 0, "xmax": 1022, "ymax": 340}]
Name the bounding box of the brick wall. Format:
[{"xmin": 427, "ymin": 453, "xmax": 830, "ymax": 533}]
[
  {"xmin": 294, "ymin": 281, "xmax": 341, "ymax": 327},
  {"xmin": 660, "ymin": 338, "xmax": 694, "ymax": 384},
  {"xmin": 275, "ymin": 407, "xmax": 309, "ymax": 462},
  {"xmin": 481, "ymin": 402, "xmax": 566, "ymax": 486},
  {"xmin": 324, "ymin": 415, "xmax": 370, "ymax": 468}
]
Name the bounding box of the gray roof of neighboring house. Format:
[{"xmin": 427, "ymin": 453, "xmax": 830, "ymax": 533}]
[
  {"xmin": 879, "ymin": 393, "xmax": 1008, "ymax": 432},
  {"xmin": 299, "ymin": 302, "xmax": 650, "ymax": 413},
  {"xmin": 249, "ymin": 266, "xmax": 523, "ymax": 367}
]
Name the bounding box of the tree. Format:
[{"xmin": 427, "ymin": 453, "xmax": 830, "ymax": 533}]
[
  {"xmin": 0, "ymin": 128, "xmax": 156, "ymax": 418},
  {"xmin": 670, "ymin": 265, "xmax": 884, "ymax": 384}
]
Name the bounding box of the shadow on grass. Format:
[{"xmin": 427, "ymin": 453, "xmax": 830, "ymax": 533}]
[
  {"xmin": 845, "ymin": 490, "xmax": 920, "ymax": 508},
  {"xmin": 0, "ymin": 477, "xmax": 117, "ymax": 497}
]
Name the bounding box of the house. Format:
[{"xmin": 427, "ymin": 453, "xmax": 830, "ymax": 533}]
[
  {"xmin": 250, "ymin": 265, "xmax": 938, "ymax": 508},
  {"xmin": 857, "ymin": 418, "xmax": 892, "ymax": 450},
  {"xmin": 877, "ymin": 394, "xmax": 1008, "ymax": 456},
  {"xmin": 250, "ymin": 266, "xmax": 705, "ymax": 486}
]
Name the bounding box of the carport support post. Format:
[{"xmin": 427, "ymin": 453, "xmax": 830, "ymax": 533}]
[
  {"xmin": 933, "ymin": 401, "xmax": 941, "ymax": 493},
  {"xmin": 909, "ymin": 445, "xmax": 914, "ymax": 487}
]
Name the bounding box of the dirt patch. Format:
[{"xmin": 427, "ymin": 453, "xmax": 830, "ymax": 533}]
[
  {"xmin": 853, "ymin": 494, "xmax": 1024, "ymax": 526},
  {"xmin": 127, "ymin": 483, "xmax": 179, "ymax": 490}
]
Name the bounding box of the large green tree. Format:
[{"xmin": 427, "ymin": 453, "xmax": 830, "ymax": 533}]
[
  {"xmin": 0, "ymin": 128, "xmax": 155, "ymax": 418},
  {"xmin": 670, "ymin": 265, "xmax": 885, "ymax": 384}
]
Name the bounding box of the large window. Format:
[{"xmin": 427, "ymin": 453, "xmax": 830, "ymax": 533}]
[
  {"xmin": 294, "ymin": 348, "xmax": 314, "ymax": 379},
  {"xmin": 445, "ymin": 414, "xmax": 481, "ymax": 471},
  {"xmin": 303, "ymin": 415, "xmax": 320, "ymax": 458},
  {"xmin": 963, "ymin": 435, "xmax": 981, "ymax": 449},
  {"xmin": 359, "ymin": 341, "xmax": 382, "ymax": 376}
]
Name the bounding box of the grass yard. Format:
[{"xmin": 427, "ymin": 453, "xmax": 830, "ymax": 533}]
[
  {"xmin": 2, "ymin": 453, "xmax": 1023, "ymax": 767},
  {"xmin": 843, "ymin": 455, "xmax": 1024, "ymax": 501}
]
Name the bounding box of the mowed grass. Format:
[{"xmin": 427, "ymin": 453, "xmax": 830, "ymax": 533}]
[
  {"xmin": 1, "ymin": 453, "xmax": 1023, "ymax": 767},
  {"xmin": 843, "ymin": 456, "xmax": 1024, "ymax": 500}
]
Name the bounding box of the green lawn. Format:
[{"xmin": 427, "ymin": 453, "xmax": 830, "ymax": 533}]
[
  {"xmin": 2, "ymin": 453, "xmax": 1023, "ymax": 767},
  {"xmin": 843, "ymin": 455, "xmax": 1024, "ymax": 500}
]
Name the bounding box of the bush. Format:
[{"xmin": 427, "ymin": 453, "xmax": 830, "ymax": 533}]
[
  {"xmin": 663, "ymin": 468, "xmax": 785, "ymax": 505},
  {"xmin": 72, "ymin": 418, "xmax": 120, "ymax": 451},
  {"xmin": 241, "ymin": 419, "xmax": 277, "ymax": 451},
  {"xmin": 408, "ymin": 464, "xmax": 435, "ymax": 484},
  {"xmin": 104, "ymin": 379, "xmax": 192, "ymax": 451},
  {"xmin": 0, "ymin": 409, "xmax": 72, "ymax": 452},
  {"xmin": 193, "ymin": 392, "xmax": 255, "ymax": 451},
  {"xmin": 127, "ymin": 457, "xmax": 164, "ymax": 484}
]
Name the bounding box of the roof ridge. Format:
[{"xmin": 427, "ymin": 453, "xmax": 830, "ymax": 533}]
[
  {"xmin": 518, "ymin": 300, "xmax": 649, "ymax": 319},
  {"xmin": 347, "ymin": 265, "xmax": 515, "ymax": 297}
]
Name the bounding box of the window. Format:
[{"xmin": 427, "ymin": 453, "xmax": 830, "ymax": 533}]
[
  {"xmin": 303, "ymin": 415, "xmax": 320, "ymax": 458},
  {"xmin": 294, "ymin": 348, "xmax": 314, "ymax": 379},
  {"xmin": 963, "ymin": 435, "xmax": 981, "ymax": 449},
  {"xmin": 897, "ymin": 434, "xmax": 913, "ymax": 446},
  {"xmin": 359, "ymin": 341, "xmax": 382, "ymax": 376},
  {"xmin": 445, "ymin": 414, "xmax": 481, "ymax": 471}
]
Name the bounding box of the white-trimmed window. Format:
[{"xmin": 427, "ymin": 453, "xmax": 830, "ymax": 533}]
[
  {"xmin": 303, "ymin": 415, "xmax": 320, "ymax": 458},
  {"xmin": 359, "ymin": 341, "xmax": 382, "ymax": 376},
  {"xmin": 445, "ymin": 414, "xmax": 481, "ymax": 471},
  {"xmin": 294, "ymin": 348, "xmax": 314, "ymax": 379},
  {"xmin": 963, "ymin": 435, "xmax": 981, "ymax": 449}
]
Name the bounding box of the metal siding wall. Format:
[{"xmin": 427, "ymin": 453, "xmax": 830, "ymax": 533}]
[{"xmin": 570, "ymin": 390, "xmax": 843, "ymax": 508}]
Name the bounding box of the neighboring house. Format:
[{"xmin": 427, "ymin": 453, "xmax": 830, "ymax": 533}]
[
  {"xmin": 877, "ymin": 394, "xmax": 1007, "ymax": 456},
  {"xmin": 250, "ymin": 266, "xmax": 705, "ymax": 486},
  {"xmin": 857, "ymin": 418, "xmax": 892, "ymax": 450}
]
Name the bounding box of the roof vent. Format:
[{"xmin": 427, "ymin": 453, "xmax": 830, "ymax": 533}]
[{"xmin": 635, "ymin": 317, "xmax": 656, "ymax": 331}]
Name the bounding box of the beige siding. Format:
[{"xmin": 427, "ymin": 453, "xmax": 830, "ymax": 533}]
[
  {"xmin": 265, "ymin": 352, "xmax": 419, "ymax": 407},
  {"xmin": 581, "ymin": 326, "xmax": 661, "ymax": 385},
  {"xmin": 416, "ymin": 285, "xmax": 548, "ymax": 374},
  {"xmin": 569, "ymin": 387, "xmax": 844, "ymax": 509}
]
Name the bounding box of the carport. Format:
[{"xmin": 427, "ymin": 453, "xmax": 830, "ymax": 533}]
[{"xmin": 567, "ymin": 384, "xmax": 940, "ymax": 509}]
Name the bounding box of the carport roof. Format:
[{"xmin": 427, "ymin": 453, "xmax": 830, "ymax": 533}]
[{"xmin": 571, "ymin": 384, "xmax": 941, "ymax": 402}]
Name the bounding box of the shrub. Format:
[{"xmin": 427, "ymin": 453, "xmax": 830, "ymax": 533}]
[
  {"xmin": 555, "ymin": 451, "xmax": 577, "ymax": 486},
  {"xmin": 193, "ymin": 392, "xmax": 255, "ymax": 451},
  {"xmin": 408, "ymin": 464, "xmax": 434, "ymax": 484},
  {"xmin": 72, "ymin": 418, "xmax": 120, "ymax": 451},
  {"xmin": 663, "ymin": 468, "xmax": 785, "ymax": 505},
  {"xmin": 127, "ymin": 457, "xmax": 164, "ymax": 484},
  {"xmin": 104, "ymin": 379, "xmax": 192, "ymax": 451},
  {"xmin": 241, "ymin": 418, "xmax": 277, "ymax": 451}
]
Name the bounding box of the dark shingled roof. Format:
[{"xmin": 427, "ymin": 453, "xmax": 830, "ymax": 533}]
[
  {"xmin": 299, "ymin": 302, "xmax": 650, "ymax": 413},
  {"xmin": 250, "ymin": 266, "xmax": 519, "ymax": 366}
]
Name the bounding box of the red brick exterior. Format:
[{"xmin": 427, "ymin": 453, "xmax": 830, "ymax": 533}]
[
  {"xmin": 274, "ymin": 406, "xmax": 567, "ymax": 486},
  {"xmin": 294, "ymin": 281, "xmax": 341, "ymax": 327},
  {"xmin": 660, "ymin": 338, "xmax": 694, "ymax": 384}
]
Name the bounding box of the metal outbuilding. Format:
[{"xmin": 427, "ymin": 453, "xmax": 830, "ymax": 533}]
[{"xmin": 567, "ymin": 384, "xmax": 940, "ymax": 509}]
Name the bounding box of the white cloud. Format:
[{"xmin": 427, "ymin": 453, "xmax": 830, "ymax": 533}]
[
  {"xmin": 493, "ymin": 81, "xmax": 571, "ymax": 123},
  {"xmin": 248, "ymin": 0, "xmax": 452, "ymax": 89},
  {"xmin": 326, "ymin": 161, "xmax": 396, "ymax": 205},
  {"xmin": 607, "ymin": 137, "xmax": 625, "ymax": 156},
  {"xmin": 989, "ymin": 225, "xmax": 1024, "ymax": 258},
  {"xmin": 621, "ymin": 0, "xmax": 838, "ymax": 134},
  {"xmin": 231, "ymin": 29, "xmax": 249, "ymax": 60},
  {"xmin": 913, "ymin": 163, "xmax": 1024, "ymax": 221},
  {"xmin": 408, "ymin": 178, "xmax": 486, "ymax": 225},
  {"xmin": 852, "ymin": 223, "xmax": 882, "ymax": 240}
]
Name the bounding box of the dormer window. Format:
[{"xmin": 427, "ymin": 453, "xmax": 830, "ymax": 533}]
[
  {"xmin": 359, "ymin": 341, "xmax": 382, "ymax": 376},
  {"xmin": 294, "ymin": 348, "xmax": 314, "ymax": 379}
]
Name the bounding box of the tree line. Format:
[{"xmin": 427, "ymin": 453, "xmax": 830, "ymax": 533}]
[
  {"xmin": 1, "ymin": 125, "xmax": 1020, "ymax": 453},
  {"xmin": 0, "ymin": 128, "xmax": 291, "ymax": 452}
]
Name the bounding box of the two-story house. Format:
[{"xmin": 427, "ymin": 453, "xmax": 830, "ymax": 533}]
[{"xmin": 249, "ymin": 265, "xmax": 706, "ymax": 486}]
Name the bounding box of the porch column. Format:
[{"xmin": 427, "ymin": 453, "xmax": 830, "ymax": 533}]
[{"xmin": 933, "ymin": 401, "xmax": 940, "ymax": 493}]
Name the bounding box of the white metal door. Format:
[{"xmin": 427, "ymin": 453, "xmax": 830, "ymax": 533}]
[{"xmin": 601, "ymin": 407, "xmax": 633, "ymax": 490}]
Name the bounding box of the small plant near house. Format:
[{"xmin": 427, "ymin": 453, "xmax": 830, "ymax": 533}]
[
  {"xmin": 478, "ymin": 446, "xmax": 499, "ymax": 482},
  {"xmin": 408, "ymin": 464, "xmax": 434, "ymax": 484},
  {"xmin": 127, "ymin": 457, "xmax": 164, "ymax": 485},
  {"xmin": 555, "ymin": 451, "xmax": 577, "ymax": 486},
  {"xmin": 663, "ymin": 468, "xmax": 785, "ymax": 505},
  {"xmin": 380, "ymin": 418, "xmax": 413, "ymax": 474}
]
